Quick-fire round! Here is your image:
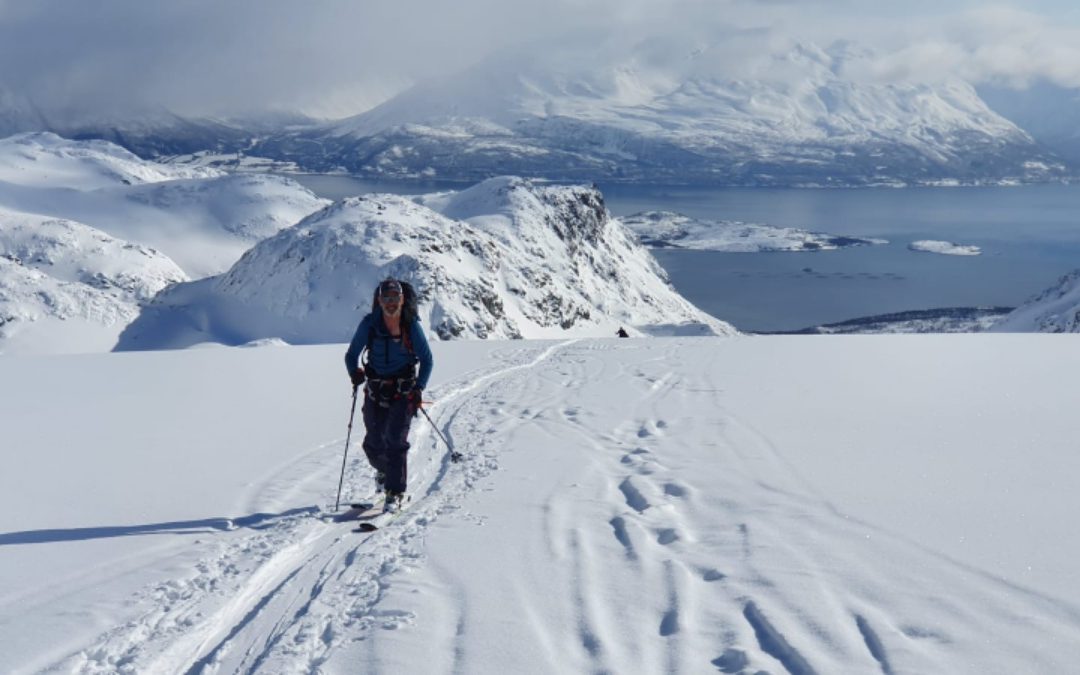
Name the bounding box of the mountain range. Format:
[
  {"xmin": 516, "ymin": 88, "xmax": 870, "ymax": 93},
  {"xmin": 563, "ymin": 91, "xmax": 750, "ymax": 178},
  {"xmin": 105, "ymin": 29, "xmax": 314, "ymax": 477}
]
[{"xmin": 2, "ymin": 40, "xmax": 1077, "ymax": 186}]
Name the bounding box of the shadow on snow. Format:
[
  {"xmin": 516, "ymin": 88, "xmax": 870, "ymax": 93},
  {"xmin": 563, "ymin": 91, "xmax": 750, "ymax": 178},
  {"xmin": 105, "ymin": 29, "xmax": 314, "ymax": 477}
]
[{"xmin": 0, "ymin": 506, "xmax": 320, "ymax": 546}]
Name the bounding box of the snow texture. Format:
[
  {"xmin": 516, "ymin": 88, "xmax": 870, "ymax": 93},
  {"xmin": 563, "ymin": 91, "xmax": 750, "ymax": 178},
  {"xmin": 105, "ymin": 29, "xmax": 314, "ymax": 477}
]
[
  {"xmin": 621, "ymin": 210, "xmax": 887, "ymax": 252},
  {"xmin": 3, "ymin": 336, "xmax": 1080, "ymax": 673},
  {"xmin": 908, "ymin": 240, "xmax": 982, "ymax": 256},
  {"xmin": 117, "ymin": 177, "xmax": 733, "ymax": 350}
]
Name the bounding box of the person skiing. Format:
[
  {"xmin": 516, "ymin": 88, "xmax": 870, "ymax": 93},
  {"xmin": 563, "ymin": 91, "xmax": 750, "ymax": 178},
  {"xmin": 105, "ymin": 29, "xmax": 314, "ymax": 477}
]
[
  {"xmin": 616, "ymin": 327, "xmax": 630, "ymax": 338},
  {"xmin": 344, "ymin": 278, "xmax": 434, "ymax": 513}
]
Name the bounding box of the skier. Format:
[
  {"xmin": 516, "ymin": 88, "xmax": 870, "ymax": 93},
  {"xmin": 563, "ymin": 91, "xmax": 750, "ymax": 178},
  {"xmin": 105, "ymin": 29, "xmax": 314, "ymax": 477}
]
[
  {"xmin": 616, "ymin": 327, "xmax": 630, "ymax": 338},
  {"xmin": 345, "ymin": 278, "xmax": 434, "ymax": 513}
]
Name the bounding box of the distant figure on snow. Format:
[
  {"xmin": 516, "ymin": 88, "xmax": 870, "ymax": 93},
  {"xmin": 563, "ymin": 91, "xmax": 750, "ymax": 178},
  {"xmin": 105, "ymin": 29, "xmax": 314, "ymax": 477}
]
[
  {"xmin": 616, "ymin": 327, "xmax": 630, "ymax": 338},
  {"xmin": 345, "ymin": 278, "xmax": 434, "ymax": 514}
]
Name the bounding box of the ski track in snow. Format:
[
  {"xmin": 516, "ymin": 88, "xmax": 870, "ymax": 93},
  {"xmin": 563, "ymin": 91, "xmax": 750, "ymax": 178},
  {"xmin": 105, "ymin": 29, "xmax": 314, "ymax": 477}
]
[
  {"xmin": 53, "ymin": 341, "xmax": 576, "ymax": 674},
  {"xmin": 47, "ymin": 339, "xmax": 1080, "ymax": 674}
]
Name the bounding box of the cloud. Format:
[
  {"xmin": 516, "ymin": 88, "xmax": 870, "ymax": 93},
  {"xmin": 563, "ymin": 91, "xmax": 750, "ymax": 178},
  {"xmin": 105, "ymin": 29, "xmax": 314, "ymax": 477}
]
[{"xmin": 0, "ymin": 0, "xmax": 1078, "ymax": 122}]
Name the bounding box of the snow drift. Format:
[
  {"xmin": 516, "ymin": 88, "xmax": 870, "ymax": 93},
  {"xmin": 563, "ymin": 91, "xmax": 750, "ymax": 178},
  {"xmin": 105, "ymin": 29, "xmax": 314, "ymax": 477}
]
[{"xmin": 117, "ymin": 177, "xmax": 732, "ymax": 350}]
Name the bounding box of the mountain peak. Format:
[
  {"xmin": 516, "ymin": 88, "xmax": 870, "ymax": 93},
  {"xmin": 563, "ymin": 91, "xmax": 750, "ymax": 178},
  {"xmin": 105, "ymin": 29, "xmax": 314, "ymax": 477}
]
[{"xmin": 118, "ymin": 178, "xmax": 732, "ymax": 350}]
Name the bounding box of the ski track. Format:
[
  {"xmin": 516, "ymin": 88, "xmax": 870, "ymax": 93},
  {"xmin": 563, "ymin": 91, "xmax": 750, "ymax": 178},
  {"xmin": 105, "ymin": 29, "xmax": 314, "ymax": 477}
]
[
  {"xmin": 51, "ymin": 341, "xmax": 576, "ymax": 674},
  {"xmin": 47, "ymin": 338, "xmax": 1080, "ymax": 674}
]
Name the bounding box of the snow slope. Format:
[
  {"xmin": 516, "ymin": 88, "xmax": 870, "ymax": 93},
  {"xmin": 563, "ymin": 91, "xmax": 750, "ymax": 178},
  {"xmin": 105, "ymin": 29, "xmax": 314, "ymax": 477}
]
[
  {"xmin": 0, "ymin": 209, "xmax": 186, "ymax": 354},
  {"xmin": 117, "ymin": 177, "xmax": 732, "ymax": 349},
  {"xmin": 2, "ymin": 335, "xmax": 1080, "ymax": 673},
  {"xmin": 991, "ymin": 269, "xmax": 1080, "ymax": 332},
  {"xmin": 0, "ymin": 133, "xmax": 331, "ymax": 353}
]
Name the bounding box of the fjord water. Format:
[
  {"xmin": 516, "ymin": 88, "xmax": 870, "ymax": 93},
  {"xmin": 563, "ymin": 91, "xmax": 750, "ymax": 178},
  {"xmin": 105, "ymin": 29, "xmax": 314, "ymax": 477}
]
[{"xmin": 292, "ymin": 175, "xmax": 1080, "ymax": 332}]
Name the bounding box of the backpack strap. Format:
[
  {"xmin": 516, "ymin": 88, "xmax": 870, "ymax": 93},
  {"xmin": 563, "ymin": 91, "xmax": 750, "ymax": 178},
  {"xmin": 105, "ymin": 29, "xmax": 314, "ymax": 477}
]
[{"xmin": 363, "ymin": 316, "xmax": 417, "ymax": 372}]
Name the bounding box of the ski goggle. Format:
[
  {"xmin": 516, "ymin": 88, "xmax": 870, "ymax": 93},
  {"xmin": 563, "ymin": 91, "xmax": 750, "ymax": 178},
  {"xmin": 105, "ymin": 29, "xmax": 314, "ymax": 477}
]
[{"xmin": 378, "ymin": 290, "xmax": 402, "ymax": 304}]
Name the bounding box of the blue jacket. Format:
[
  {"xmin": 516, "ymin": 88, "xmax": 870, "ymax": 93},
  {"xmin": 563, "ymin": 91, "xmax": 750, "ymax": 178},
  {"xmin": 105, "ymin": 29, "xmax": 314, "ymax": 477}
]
[{"xmin": 345, "ymin": 308, "xmax": 434, "ymax": 389}]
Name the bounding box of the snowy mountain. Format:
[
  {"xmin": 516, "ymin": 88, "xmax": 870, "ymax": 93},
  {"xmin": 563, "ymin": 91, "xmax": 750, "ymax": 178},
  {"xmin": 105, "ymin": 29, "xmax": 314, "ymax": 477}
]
[
  {"xmin": 253, "ymin": 40, "xmax": 1068, "ymax": 185},
  {"xmin": 991, "ymin": 270, "xmax": 1080, "ymax": 333},
  {"xmin": 118, "ymin": 177, "xmax": 732, "ymax": 350},
  {"xmin": 5, "ymin": 337, "xmax": 1080, "ymax": 672},
  {"xmin": 0, "ymin": 134, "xmax": 331, "ymax": 353}
]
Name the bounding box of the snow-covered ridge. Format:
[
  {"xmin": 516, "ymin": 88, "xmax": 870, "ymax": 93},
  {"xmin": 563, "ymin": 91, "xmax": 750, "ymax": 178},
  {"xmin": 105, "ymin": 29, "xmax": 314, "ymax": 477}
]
[
  {"xmin": 117, "ymin": 177, "xmax": 733, "ymax": 350},
  {"xmin": 620, "ymin": 210, "xmax": 886, "ymax": 252},
  {"xmin": 992, "ymin": 270, "xmax": 1080, "ymax": 333}
]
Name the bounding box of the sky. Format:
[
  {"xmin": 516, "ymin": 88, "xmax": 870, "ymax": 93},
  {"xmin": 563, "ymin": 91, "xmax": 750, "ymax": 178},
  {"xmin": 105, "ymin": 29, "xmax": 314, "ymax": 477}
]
[{"xmin": 0, "ymin": 0, "xmax": 1079, "ymax": 122}]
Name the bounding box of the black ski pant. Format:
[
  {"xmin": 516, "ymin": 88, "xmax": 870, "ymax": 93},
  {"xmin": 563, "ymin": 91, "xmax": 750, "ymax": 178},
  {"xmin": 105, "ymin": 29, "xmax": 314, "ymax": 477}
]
[{"xmin": 361, "ymin": 394, "xmax": 413, "ymax": 494}]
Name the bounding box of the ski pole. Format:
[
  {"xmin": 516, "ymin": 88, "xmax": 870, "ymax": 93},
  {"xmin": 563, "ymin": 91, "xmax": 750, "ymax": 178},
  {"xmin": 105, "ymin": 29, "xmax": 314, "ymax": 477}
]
[
  {"xmin": 420, "ymin": 405, "xmax": 462, "ymax": 462},
  {"xmin": 334, "ymin": 385, "xmax": 360, "ymax": 511}
]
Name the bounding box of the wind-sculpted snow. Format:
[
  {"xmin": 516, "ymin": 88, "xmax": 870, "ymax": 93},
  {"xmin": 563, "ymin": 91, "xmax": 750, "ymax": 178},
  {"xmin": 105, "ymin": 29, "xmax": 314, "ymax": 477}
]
[
  {"xmin": 621, "ymin": 210, "xmax": 887, "ymax": 252},
  {"xmin": 4, "ymin": 338, "xmax": 1080, "ymax": 672},
  {"xmin": 992, "ymin": 269, "xmax": 1080, "ymax": 332},
  {"xmin": 117, "ymin": 177, "xmax": 733, "ymax": 349}
]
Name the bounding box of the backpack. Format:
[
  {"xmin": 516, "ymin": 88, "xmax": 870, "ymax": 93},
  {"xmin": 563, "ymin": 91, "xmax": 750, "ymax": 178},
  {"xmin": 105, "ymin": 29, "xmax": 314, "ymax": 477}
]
[{"xmin": 365, "ymin": 279, "xmax": 419, "ymax": 365}]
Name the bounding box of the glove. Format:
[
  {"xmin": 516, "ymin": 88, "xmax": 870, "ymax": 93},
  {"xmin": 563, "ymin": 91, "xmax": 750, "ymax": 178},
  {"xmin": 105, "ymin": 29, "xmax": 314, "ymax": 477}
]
[
  {"xmin": 349, "ymin": 368, "xmax": 365, "ymax": 388},
  {"xmin": 408, "ymin": 387, "xmax": 423, "ymax": 416}
]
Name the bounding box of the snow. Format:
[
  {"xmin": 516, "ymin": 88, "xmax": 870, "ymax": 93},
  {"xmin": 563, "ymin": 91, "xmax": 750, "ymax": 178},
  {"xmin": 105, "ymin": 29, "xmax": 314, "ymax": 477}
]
[
  {"xmin": 303, "ymin": 39, "xmax": 1065, "ymax": 185},
  {"xmin": 118, "ymin": 177, "xmax": 733, "ymax": 350},
  {"xmin": 992, "ymin": 269, "xmax": 1080, "ymax": 332},
  {"xmin": 908, "ymin": 240, "xmax": 982, "ymax": 256},
  {"xmin": 0, "ymin": 132, "xmax": 219, "ymax": 189},
  {"xmin": 0, "ymin": 134, "xmax": 331, "ymax": 354},
  {"xmin": 3, "ymin": 335, "xmax": 1080, "ymax": 673},
  {"xmin": 621, "ymin": 210, "xmax": 888, "ymax": 252}
]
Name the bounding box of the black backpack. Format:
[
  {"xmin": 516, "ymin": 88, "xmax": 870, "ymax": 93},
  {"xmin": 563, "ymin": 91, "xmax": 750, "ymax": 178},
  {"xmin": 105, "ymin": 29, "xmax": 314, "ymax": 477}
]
[{"xmin": 366, "ymin": 279, "xmax": 420, "ymax": 362}]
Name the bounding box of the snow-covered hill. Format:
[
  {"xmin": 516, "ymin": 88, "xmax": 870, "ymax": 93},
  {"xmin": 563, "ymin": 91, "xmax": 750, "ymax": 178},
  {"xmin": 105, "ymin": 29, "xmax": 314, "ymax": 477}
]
[
  {"xmin": 255, "ymin": 40, "xmax": 1068, "ymax": 185},
  {"xmin": 118, "ymin": 177, "xmax": 732, "ymax": 350},
  {"xmin": 0, "ymin": 210, "xmax": 186, "ymax": 354},
  {"xmin": 4, "ymin": 336, "xmax": 1080, "ymax": 672},
  {"xmin": 0, "ymin": 134, "xmax": 331, "ymax": 353},
  {"xmin": 991, "ymin": 269, "xmax": 1080, "ymax": 332}
]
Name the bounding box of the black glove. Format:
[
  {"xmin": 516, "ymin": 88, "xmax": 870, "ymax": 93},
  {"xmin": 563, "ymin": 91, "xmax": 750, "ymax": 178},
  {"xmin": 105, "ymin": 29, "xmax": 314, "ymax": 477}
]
[
  {"xmin": 408, "ymin": 387, "xmax": 423, "ymax": 415},
  {"xmin": 350, "ymin": 368, "xmax": 365, "ymax": 388}
]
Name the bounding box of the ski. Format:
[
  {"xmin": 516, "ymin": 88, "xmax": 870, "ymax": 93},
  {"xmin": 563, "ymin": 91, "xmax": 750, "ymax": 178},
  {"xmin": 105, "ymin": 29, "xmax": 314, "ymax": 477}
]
[
  {"xmin": 325, "ymin": 498, "xmax": 382, "ymax": 523},
  {"xmin": 353, "ymin": 495, "xmax": 410, "ymax": 532}
]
